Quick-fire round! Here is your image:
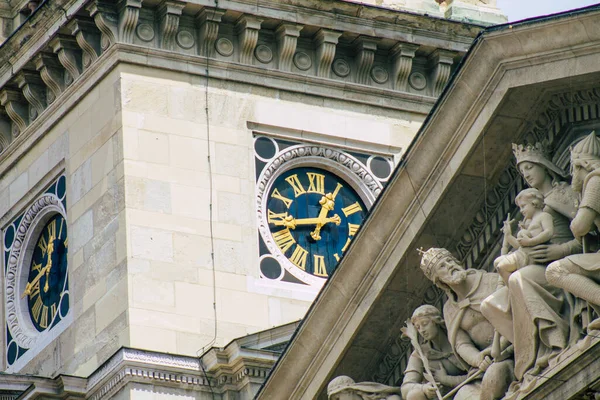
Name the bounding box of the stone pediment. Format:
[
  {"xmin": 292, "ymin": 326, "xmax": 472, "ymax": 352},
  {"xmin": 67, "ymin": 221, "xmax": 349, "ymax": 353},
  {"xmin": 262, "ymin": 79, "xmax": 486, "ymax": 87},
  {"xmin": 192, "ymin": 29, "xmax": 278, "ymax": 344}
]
[{"xmin": 257, "ymin": 5, "xmax": 600, "ymax": 399}]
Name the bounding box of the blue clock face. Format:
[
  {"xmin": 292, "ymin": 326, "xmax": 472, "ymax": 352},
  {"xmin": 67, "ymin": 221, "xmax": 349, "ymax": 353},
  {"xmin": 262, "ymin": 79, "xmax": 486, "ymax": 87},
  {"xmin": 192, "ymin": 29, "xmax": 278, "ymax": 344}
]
[
  {"xmin": 25, "ymin": 214, "xmax": 68, "ymax": 332},
  {"xmin": 266, "ymin": 167, "xmax": 366, "ymax": 278}
]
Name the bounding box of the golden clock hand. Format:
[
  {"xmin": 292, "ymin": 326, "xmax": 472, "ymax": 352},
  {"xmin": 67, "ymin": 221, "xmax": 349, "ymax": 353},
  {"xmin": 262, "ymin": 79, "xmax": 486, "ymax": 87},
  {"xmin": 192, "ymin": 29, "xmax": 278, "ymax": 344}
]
[
  {"xmin": 43, "ymin": 234, "xmax": 55, "ymax": 293},
  {"xmin": 310, "ymin": 193, "xmax": 340, "ymax": 241},
  {"xmin": 21, "ymin": 264, "xmax": 51, "ymax": 298}
]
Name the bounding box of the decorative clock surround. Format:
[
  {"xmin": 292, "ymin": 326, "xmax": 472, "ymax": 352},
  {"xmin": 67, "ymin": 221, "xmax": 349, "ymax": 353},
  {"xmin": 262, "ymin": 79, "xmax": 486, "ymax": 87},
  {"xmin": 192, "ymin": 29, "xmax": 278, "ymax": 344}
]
[
  {"xmin": 254, "ymin": 135, "xmax": 393, "ymax": 287},
  {"xmin": 4, "ymin": 174, "xmax": 70, "ymax": 370}
]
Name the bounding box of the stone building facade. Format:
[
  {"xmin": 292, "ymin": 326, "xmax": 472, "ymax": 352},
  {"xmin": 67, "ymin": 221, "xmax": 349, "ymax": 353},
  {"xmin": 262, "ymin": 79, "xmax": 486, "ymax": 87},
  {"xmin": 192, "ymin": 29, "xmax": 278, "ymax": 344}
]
[{"xmin": 0, "ymin": 0, "xmax": 506, "ymax": 398}]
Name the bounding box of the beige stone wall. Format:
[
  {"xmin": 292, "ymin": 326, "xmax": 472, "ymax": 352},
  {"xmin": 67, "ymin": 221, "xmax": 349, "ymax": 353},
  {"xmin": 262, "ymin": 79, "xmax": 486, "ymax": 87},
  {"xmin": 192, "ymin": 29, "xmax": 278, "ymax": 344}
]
[
  {"xmin": 1, "ymin": 66, "xmax": 128, "ymax": 376},
  {"xmin": 120, "ymin": 65, "xmax": 421, "ymax": 356}
]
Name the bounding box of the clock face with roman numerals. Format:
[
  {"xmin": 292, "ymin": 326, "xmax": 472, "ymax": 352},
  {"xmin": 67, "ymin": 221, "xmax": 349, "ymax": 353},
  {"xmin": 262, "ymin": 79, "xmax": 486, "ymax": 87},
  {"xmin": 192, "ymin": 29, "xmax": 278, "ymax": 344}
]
[
  {"xmin": 24, "ymin": 214, "xmax": 68, "ymax": 332},
  {"xmin": 266, "ymin": 167, "xmax": 366, "ymax": 278}
]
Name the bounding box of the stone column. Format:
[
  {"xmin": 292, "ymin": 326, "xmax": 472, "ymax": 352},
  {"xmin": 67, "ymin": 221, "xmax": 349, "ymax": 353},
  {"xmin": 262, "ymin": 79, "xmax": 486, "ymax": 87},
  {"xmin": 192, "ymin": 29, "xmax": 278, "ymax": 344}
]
[
  {"xmin": 276, "ymin": 23, "xmax": 303, "ymax": 72},
  {"xmin": 236, "ymin": 15, "xmax": 263, "ymax": 64},
  {"xmin": 391, "ymin": 42, "xmax": 418, "ymax": 91},
  {"xmin": 354, "ymin": 37, "xmax": 377, "ymax": 85},
  {"xmin": 314, "ymin": 29, "xmax": 342, "ymax": 78},
  {"xmin": 197, "ymin": 7, "xmax": 225, "ymax": 57},
  {"xmin": 429, "ymin": 49, "xmax": 456, "ymax": 96}
]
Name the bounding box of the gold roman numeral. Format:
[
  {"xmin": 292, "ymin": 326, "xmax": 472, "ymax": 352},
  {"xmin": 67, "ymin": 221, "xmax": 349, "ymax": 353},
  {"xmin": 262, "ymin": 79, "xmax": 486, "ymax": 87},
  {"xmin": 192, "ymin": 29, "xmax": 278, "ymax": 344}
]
[
  {"xmin": 341, "ymin": 238, "xmax": 351, "ymax": 252},
  {"xmin": 285, "ymin": 174, "xmax": 306, "ymax": 198},
  {"xmin": 289, "ymin": 245, "xmax": 308, "ymax": 270},
  {"xmin": 271, "ymin": 188, "xmax": 293, "ymax": 209},
  {"xmin": 314, "ymin": 255, "xmax": 327, "ymax": 277},
  {"xmin": 38, "ymin": 235, "xmax": 48, "ymax": 256},
  {"xmin": 32, "ymin": 297, "xmax": 43, "ymax": 322},
  {"xmin": 272, "ymin": 229, "xmax": 296, "ymax": 253},
  {"xmin": 342, "ymin": 202, "xmax": 362, "ymax": 217},
  {"xmin": 29, "ymin": 280, "xmax": 41, "ymax": 299},
  {"xmin": 348, "ymin": 223, "xmax": 360, "ymax": 237},
  {"xmin": 334, "ymin": 253, "xmax": 340, "ymax": 262},
  {"xmin": 51, "ymin": 303, "xmax": 57, "ymax": 319},
  {"xmin": 307, "ymin": 173, "xmax": 325, "ymax": 195},
  {"xmin": 268, "ymin": 210, "xmax": 288, "ymax": 224},
  {"xmin": 332, "ymin": 182, "xmax": 343, "ymax": 199},
  {"xmin": 32, "ymin": 262, "xmax": 42, "ymax": 273},
  {"xmin": 47, "ymin": 219, "xmax": 56, "ymax": 237},
  {"xmin": 40, "ymin": 305, "xmax": 48, "ymax": 328}
]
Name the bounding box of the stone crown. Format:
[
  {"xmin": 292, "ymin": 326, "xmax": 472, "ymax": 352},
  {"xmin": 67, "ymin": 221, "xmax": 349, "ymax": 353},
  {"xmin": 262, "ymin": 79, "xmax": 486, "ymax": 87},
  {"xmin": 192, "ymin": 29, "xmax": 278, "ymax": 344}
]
[
  {"xmin": 418, "ymin": 247, "xmax": 454, "ymax": 280},
  {"xmin": 571, "ymin": 131, "xmax": 600, "ymax": 161}
]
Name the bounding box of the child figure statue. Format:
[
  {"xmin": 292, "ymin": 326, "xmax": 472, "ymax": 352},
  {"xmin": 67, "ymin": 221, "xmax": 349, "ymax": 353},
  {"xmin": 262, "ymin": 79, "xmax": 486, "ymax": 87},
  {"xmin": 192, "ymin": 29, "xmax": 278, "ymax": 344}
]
[{"xmin": 495, "ymin": 188, "xmax": 554, "ymax": 284}]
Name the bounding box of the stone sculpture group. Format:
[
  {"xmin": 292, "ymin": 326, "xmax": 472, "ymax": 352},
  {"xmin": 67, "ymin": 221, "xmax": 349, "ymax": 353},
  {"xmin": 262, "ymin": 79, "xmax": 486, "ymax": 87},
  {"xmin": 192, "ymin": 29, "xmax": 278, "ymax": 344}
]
[{"xmin": 328, "ymin": 132, "xmax": 600, "ymax": 400}]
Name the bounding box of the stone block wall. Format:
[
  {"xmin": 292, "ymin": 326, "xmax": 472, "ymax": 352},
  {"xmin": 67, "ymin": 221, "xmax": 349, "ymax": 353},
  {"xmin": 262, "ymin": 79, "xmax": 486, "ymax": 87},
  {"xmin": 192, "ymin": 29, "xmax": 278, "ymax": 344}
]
[{"xmin": 119, "ymin": 64, "xmax": 420, "ymax": 356}]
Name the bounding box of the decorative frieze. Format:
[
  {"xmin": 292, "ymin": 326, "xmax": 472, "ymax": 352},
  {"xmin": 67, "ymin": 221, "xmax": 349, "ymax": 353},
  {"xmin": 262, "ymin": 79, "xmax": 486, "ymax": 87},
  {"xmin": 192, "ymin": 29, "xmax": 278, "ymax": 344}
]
[
  {"xmin": 315, "ymin": 29, "xmax": 342, "ymax": 78},
  {"xmin": 391, "ymin": 42, "xmax": 418, "ymax": 91},
  {"xmin": 159, "ymin": 0, "xmax": 185, "ymax": 51},
  {"xmin": 354, "ymin": 37, "xmax": 377, "ymax": 85},
  {"xmin": 67, "ymin": 17, "xmax": 101, "ymax": 68},
  {"xmin": 276, "ymin": 23, "xmax": 303, "ymax": 72},
  {"xmin": 429, "ymin": 49, "xmax": 456, "ymax": 96},
  {"xmin": 0, "ymin": 88, "xmax": 29, "ymax": 136},
  {"xmin": 0, "ymin": 0, "xmax": 476, "ymax": 160},
  {"xmin": 236, "ymin": 15, "xmax": 263, "ymax": 64},
  {"xmin": 14, "ymin": 71, "xmax": 46, "ymax": 121},
  {"xmin": 33, "ymin": 52, "xmax": 64, "ymax": 104},
  {"xmin": 49, "ymin": 35, "xmax": 82, "ymax": 85}
]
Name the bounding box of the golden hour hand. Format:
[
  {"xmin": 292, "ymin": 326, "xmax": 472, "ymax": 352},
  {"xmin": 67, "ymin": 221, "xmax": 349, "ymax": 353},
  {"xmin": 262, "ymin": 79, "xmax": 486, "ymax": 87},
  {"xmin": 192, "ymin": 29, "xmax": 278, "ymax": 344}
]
[{"xmin": 310, "ymin": 193, "xmax": 341, "ymax": 241}]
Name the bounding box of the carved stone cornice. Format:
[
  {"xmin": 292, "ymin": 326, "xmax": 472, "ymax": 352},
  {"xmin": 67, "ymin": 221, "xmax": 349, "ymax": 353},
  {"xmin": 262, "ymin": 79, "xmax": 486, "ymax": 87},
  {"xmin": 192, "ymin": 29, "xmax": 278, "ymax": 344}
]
[
  {"xmin": 0, "ymin": 88, "xmax": 28, "ymax": 136},
  {"xmin": 354, "ymin": 37, "xmax": 377, "ymax": 85},
  {"xmin": 48, "ymin": 35, "xmax": 82, "ymax": 85},
  {"xmin": 33, "ymin": 52, "xmax": 64, "ymax": 104},
  {"xmin": 158, "ymin": 0, "xmax": 185, "ymax": 51},
  {"xmin": 429, "ymin": 49, "xmax": 455, "ymax": 96},
  {"xmin": 86, "ymin": 0, "xmax": 118, "ymax": 50},
  {"xmin": 314, "ymin": 29, "xmax": 341, "ymax": 78},
  {"xmin": 196, "ymin": 7, "xmax": 225, "ymax": 57},
  {"xmin": 235, "ymin": 15, "xmax": 263, "ymax": 64},
  {"xmin": 67, "ymin": 17, "xmax": 101, "ymax": 69},
  {"xmin": 118, "ymin": 0, "xmax": 142, "ymax": 44},
  {"xmin": 391, "ymin": 42, "xmax": 418, "ymax": 91},
  {"xmin": 14, "ymin": 70, "xmax": 46, "ymax": 121},
  {"xmin": 276, "ymin": 23, "xmax": 303, "ymax": 72}
]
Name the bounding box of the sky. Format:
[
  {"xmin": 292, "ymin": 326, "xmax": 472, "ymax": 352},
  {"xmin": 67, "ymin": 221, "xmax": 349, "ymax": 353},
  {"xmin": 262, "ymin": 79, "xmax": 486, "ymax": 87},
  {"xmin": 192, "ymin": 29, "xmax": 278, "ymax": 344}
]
[{"xmin": 497, "ymin": 0, "xmax": 600, "ymax": 22}]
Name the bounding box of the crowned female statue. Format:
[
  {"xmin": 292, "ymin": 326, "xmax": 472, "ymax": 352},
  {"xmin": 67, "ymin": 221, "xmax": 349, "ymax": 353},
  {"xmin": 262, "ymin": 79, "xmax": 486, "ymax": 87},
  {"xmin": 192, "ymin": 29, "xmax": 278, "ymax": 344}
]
[{"xmin": 481, "ymin": 141, "xmax": 582, "ymax": 383}]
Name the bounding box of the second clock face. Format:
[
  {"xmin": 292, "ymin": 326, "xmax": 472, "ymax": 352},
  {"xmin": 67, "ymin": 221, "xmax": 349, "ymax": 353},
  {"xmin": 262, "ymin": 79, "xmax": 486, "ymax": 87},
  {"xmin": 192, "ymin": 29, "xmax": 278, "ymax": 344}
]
[
  {"xmin": 25, "ymin": 214, "xmax": 68, "ymax": 332},
  {"xmin": 266, "ymin": 167, "xmax": 366, "ymax": 278}
]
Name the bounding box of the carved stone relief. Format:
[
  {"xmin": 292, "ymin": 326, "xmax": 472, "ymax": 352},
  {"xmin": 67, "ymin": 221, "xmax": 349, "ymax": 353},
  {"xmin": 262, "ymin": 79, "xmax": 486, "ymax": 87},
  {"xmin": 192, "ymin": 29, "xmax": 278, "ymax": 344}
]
[{"xmin": 372, "ymin": 89, "xmax": 600, "ymax": 397}]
